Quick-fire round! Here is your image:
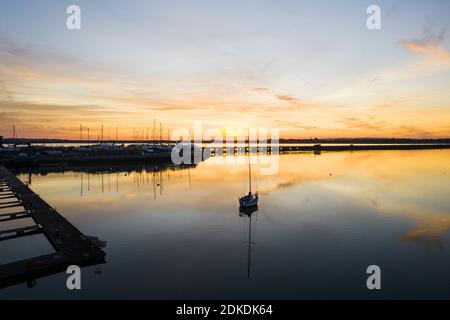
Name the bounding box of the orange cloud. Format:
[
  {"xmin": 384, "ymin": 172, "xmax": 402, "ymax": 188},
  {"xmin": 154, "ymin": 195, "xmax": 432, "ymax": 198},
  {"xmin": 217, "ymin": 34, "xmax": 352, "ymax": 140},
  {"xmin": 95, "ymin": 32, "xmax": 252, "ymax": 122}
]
[
  {"xmin": 401, "ymin": 211, "xmax": 450, "ymax": 241},
  {"xmin": 400, "ymin": 28, "xmax": 450, "ymax": 66}
]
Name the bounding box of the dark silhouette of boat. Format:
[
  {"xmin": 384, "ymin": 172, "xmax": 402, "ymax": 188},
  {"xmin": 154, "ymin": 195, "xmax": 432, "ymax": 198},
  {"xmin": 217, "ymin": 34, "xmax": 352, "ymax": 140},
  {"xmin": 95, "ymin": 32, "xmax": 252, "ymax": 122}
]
[{"xmin": 239, "ymin": 133, "xmax": 258, "ymax": 209}]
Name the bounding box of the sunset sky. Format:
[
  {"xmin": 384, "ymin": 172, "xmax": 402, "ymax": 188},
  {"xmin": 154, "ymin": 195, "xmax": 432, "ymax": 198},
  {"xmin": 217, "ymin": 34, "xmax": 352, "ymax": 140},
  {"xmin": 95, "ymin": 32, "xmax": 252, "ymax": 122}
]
[{"xmin": 0, "ymin": 0, "xmax": 449, "ymax": 139}]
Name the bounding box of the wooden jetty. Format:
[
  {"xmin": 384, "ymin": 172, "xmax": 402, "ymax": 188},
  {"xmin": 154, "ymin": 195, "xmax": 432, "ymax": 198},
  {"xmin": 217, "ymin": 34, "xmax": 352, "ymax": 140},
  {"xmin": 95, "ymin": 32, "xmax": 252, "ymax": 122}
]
[
  {"xmin": 0, "ymin": 165, "xmax": 106, "ymax": 288},
  {"xmin": 202, "ymin": 143, "xmax": 450, "ymax": 155}
]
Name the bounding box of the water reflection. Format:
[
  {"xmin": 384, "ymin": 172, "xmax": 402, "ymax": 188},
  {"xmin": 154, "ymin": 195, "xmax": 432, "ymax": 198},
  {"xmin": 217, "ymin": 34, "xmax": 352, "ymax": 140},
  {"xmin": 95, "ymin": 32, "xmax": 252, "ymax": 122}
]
[
  {"xmin": 1, "ymin": 150, "xmax": 450, "ymax": 298},
  {"xmin": 239, "ymin": 205, "xmax": 258, "ymax": 279},
  {"xmin": 15, "ymin": 163, "xmax": 197, "ymax": 200}
]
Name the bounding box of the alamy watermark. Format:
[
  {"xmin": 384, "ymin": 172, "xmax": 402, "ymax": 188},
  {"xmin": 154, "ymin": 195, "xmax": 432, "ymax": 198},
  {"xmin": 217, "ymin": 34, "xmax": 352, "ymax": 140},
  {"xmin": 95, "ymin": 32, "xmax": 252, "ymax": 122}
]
[
  {"xmin": 170, "ymin": 121, "xmax": 280, "ymax": 175},
  {"xmin": 367, "ymin": 5, "xmax": 381, "ymax": 30},
  {"xmin": 66, "ymin": 4, "xmax": 381, "ymax": 31},
  {"xmin": 66, "ymin": 4, "xmax": 81, "ymax": 30},
  {"xmin": 366, "ymin": 265, "xmax": 381, "ymax": 290},
  {"xmin": 66, "ymin": 265, "xmax": 81, "ymax": 290}
]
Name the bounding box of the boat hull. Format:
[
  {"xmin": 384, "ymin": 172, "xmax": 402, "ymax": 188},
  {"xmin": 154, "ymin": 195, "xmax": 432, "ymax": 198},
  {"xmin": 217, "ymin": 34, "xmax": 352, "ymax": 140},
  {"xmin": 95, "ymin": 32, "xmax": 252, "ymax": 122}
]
[{"xmin": 239, "ymin": 194, "xmax": 258, "ymax": 208}]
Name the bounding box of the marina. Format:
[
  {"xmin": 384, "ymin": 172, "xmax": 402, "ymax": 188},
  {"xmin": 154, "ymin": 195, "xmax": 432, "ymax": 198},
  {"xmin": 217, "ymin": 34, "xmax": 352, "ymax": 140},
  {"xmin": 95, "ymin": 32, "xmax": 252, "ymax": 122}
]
[
  {"xmin": 0, "ymin": 165, "xmax": 106, "ymax": 289},
  {"xmin": 1, "ymin": 139, "xmax": 450, "ymax": 167}
]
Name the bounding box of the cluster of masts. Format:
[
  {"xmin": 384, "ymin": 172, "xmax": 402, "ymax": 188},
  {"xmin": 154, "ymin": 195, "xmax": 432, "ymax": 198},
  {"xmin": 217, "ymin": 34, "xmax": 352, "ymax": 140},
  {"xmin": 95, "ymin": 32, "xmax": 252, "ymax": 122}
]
[
  {"xmin": 79, "ymin": 124, "xmax": 118, "ymax": 142},
  {"xmin": 8, "ymin": 121, "xmax": 172, "ymax": 144},
  {"xmin": 78, "ymin": 120, "xmax": 171, "ymax": 144}
]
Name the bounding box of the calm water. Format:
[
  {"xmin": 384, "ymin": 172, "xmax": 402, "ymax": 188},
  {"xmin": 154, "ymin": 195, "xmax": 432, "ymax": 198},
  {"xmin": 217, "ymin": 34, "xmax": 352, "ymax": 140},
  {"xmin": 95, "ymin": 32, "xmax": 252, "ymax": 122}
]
[{"xmin": 1, "ymin": 150, "xmax": 450, "ymax": 299}]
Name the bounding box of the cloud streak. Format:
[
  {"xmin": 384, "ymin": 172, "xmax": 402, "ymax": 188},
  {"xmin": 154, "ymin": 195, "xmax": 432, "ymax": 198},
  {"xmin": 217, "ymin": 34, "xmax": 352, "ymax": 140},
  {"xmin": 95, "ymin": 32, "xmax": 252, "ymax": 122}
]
[{"xmin": 400, "ymin": 27, "xmax": 450, "ymax": 66}]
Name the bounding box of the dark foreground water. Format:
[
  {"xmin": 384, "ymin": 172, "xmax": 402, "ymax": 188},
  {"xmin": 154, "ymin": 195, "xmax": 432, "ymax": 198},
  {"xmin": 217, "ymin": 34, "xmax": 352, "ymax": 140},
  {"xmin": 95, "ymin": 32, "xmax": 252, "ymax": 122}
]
[{"xmin": 1, "ymin": 150, "xmax": 450, "ymax": 299}]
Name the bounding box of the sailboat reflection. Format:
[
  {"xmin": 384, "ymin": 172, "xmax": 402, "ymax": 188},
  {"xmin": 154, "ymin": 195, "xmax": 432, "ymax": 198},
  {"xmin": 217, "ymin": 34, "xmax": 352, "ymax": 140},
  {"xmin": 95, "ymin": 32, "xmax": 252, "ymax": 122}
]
[{"xmin": 239, "ymin": 205, "xmax": 258, "ymax": 279}]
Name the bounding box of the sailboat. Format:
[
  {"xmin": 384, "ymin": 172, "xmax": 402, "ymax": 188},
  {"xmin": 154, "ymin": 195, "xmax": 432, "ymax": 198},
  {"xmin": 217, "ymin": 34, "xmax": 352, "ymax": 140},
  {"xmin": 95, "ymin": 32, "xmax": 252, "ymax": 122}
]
[{"xmin": 239, "ymin": 135, "xmax": 258, "ymax": 209}]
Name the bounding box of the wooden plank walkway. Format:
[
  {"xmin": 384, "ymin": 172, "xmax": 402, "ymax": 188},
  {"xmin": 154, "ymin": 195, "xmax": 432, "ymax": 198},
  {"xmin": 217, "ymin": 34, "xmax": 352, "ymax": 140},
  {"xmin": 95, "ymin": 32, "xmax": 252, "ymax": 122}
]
[
  {"xmin": 0, "ymin": 211, "xmax": 31, "ymax": 223},
  {"xmin": 0, "ymin": 195, "xmax": 17, "ymax": 200},
  {"xmin": 0, "ymin": 203, "xmax": 22, "ymax": 209},
  {"xmin": 0, "ymin": 225, "xmax": 43, "ymax": 241},
  {"xmin": 0, "ymin": 166, "xmax": 106, "ymax": 288}
]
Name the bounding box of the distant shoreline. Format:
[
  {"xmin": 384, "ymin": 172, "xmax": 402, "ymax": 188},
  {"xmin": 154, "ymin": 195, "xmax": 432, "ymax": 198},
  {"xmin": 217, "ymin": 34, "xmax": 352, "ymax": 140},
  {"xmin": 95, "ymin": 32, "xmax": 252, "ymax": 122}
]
[
  {"xmin": 1, "ymin": 144, "xmax": 449, "ymax": 168},
  {"xmin": 2, "ymin": 138, "xmax": 450, "ymax": 145}
]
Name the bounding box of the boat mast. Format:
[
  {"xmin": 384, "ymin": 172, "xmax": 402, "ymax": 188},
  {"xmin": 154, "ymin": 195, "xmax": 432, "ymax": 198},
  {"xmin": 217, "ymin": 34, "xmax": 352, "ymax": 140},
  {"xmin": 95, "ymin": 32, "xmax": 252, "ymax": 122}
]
[
  {"xmin": 248, "ymin": 130, "xmax": 251, "ymax": 193},
  {"xmin": 152, "ymin": 119, "xmax": 156, "ymax": 146}
]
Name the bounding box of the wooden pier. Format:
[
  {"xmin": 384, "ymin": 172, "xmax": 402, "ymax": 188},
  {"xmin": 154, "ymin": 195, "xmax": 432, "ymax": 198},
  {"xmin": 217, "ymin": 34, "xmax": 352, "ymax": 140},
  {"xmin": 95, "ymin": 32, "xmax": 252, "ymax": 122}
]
[
  {"xmin": 202, "ymin": 143, "xmax": 450, "ymax": 155},
  {"xmin": 0, "ymin": 166, "xmax": 106, "ymax": 288}
]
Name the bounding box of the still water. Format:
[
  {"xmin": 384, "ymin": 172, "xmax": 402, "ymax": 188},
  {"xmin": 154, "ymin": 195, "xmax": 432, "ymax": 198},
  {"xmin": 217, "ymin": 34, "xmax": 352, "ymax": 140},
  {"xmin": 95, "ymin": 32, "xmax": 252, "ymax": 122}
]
[{"xmin": 1, "ymin": 149, "xmax": 450, "ymax": 299}]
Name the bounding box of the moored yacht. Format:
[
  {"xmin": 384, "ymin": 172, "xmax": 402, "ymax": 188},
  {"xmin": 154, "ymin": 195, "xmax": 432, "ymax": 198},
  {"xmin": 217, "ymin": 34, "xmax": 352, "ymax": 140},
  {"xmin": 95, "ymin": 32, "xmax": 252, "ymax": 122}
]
[{"xmin": 239, "ymin": 135, "xmax": 258, "ymax": 209}]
